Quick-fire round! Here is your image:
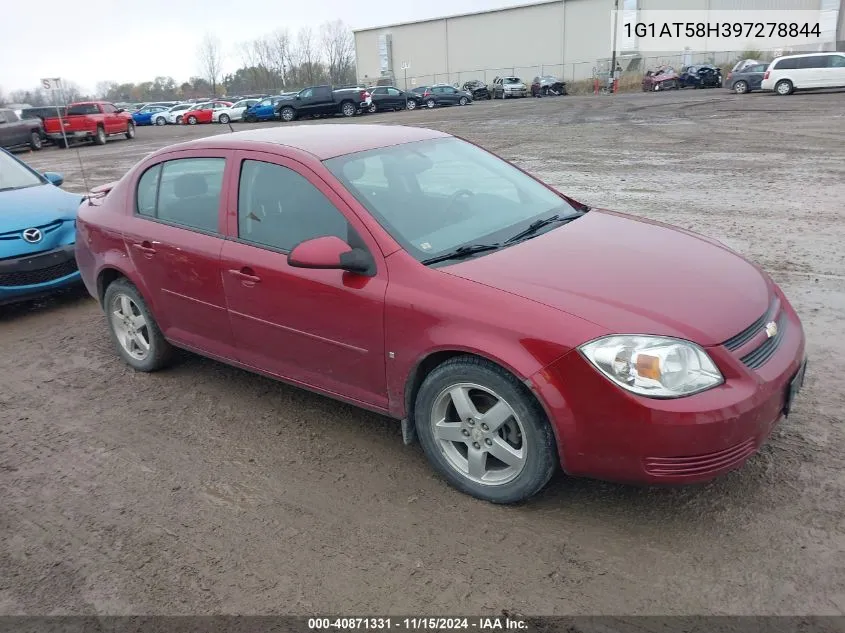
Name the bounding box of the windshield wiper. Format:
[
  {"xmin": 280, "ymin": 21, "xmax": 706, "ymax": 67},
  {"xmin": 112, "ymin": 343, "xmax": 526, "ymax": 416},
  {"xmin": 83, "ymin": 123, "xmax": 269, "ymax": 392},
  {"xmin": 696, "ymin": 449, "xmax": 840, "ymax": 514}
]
[
  {"xmin": 504, "ymin": 213, "xmax": 577, "ymax": 244},
  {"xmin": 421, "ymin": 243, "xmax": 502, "ymax": 265}
]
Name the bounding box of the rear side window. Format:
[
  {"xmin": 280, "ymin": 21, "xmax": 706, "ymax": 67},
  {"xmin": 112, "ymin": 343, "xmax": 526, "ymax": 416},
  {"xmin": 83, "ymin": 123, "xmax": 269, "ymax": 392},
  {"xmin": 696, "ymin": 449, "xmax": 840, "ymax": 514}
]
[
  {"xmin": 67, "ymin": 104, "xmax": 100, "ymax": 115},
  {"xmin": 828, "ymin": 55, "xmax": 845, "ymax": 68},
  {"xmin": 135, "ymin": 157, "xmax": 225, "ymax": 234},
  {"xmin": 773, "ymin": 57, "xmax": 799, "ymax": 70},
  {"xmin": 799, "ymin": 56, "xmax": 828, "ymax": 69}
]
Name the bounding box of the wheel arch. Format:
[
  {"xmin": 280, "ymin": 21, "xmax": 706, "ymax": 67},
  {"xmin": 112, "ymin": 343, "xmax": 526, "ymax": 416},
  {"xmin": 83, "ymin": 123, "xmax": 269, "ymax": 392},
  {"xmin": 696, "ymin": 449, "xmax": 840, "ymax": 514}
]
[
  {"xmin": 400, "ymin": 347, "xmax": 561, "ymax": 453},
  {"xmin": 95, "ymin": 260, "xmax": 159, "ymax": 319}
]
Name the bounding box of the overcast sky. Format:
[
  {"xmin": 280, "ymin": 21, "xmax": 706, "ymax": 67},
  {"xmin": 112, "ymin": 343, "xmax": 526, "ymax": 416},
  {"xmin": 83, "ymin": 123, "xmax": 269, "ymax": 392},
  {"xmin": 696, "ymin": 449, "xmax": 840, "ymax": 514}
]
[{"xmin": 0, "ymin": 0, "xmax": 522, "ymax": 95}]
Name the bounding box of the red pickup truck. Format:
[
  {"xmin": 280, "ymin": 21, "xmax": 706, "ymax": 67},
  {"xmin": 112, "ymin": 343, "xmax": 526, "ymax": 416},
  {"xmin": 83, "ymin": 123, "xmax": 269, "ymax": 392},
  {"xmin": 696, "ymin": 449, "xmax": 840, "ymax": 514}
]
[{"xmin": 43, "ymin": 101, "xmax": 136, "ymax": 148}]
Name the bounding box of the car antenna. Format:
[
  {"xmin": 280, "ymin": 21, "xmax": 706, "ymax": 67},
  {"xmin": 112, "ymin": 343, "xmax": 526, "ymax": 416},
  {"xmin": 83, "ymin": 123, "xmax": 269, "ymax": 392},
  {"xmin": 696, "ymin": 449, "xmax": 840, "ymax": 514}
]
[
  {"xmin": 74, "ymin": 144, "xmax": 93, "ymax": 197},
  {"xmin": 227, "ymin": 120, "xmax": 235, "ymax": 133}
]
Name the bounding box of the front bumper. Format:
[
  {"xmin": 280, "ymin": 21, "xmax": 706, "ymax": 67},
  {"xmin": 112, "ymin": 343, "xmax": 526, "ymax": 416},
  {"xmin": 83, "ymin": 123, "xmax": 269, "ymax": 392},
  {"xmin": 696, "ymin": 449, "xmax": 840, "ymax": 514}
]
[
  {"xmin": 528, "ymin": 299, "xmax": 807, "ymax": 485},
  {"xmin": 0, "ymin": 243, "xmax": 81, "ymax": 305},
  {"xmin": 503, "ymin": 88, "xmax": 527, "ymax": 96}
]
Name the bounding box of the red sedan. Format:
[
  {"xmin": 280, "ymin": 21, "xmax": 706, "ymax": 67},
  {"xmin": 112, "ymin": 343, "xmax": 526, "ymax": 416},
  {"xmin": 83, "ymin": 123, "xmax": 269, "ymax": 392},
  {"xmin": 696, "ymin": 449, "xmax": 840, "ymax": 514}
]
[
  {"xmin": 73, "ymin": 125, "xmax": 808, "ymax": 504},
  {"xmin": 181, "ymin": 101, "xmax": 232, "ymax": 125}
]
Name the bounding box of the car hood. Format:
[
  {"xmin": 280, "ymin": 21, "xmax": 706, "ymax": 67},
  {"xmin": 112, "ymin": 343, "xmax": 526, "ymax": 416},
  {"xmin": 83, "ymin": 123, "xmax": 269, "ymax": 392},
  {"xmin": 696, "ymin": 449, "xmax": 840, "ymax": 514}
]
[
  {"xmin": 0, "ymin": 183, "xmax": 83, "ymax": 229},
  {"xmin": 441, "ymin": 210, "xmax": 771, "ymax": 346}
]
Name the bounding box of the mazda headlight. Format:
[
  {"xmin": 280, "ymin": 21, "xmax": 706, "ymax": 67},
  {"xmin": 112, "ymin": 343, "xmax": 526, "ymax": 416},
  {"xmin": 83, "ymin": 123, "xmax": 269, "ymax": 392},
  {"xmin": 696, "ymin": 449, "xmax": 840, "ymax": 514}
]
[{"xmin": 579, "ymin": 335, "xmax": 723, "ymax": 398}]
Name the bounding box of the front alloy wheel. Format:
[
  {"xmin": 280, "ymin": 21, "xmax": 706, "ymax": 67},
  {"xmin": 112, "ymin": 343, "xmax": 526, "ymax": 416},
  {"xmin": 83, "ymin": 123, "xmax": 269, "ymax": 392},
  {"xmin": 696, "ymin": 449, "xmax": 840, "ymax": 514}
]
[{"xmin": 414, "ymin": 356, "xmax": 558, "ymax": 504}]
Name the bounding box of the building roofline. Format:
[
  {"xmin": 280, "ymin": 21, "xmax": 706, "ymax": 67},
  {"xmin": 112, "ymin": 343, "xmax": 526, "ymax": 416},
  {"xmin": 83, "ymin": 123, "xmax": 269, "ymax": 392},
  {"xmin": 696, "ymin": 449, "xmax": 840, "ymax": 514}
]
[{"xmin": 352, "ymin": 0, "xmax": 562, "ymax": 33}]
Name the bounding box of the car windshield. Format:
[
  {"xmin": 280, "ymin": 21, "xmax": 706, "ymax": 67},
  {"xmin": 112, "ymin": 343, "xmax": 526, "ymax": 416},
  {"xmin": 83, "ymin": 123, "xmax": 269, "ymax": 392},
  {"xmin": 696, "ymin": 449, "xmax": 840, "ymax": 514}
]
[
  {"xmin": 324, "ymin": 137, "xmax": 580, "ymax": 262},
  {"xmin": 503, "ymin": 78, "xmax": 521, "ymax": 84},
  {"xmin": 0, "ymin": 151, "xmax": 44, "ymax": 191}
]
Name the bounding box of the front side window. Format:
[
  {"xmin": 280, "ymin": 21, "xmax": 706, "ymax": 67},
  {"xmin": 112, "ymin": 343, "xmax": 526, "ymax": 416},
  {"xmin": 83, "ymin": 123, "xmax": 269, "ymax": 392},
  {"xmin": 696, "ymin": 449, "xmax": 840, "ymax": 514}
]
[
  {"xmin": 237, "ymin": 159, "xmax": 352, "ymax": 252},
  {"xmin": 324, "ymin": 137, "xmax": 579, "ymax": 262},
  {"xmin": 135, "ymin": 157, "xmax": 225, "ymax": 233}
]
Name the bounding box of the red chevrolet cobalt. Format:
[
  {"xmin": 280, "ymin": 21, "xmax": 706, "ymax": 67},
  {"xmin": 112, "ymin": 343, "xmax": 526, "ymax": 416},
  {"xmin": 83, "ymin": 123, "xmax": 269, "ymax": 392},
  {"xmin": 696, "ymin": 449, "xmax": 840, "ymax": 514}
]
[{"xmin": 74, "ymin": 125, "xmax": 808, "ymax": 504}]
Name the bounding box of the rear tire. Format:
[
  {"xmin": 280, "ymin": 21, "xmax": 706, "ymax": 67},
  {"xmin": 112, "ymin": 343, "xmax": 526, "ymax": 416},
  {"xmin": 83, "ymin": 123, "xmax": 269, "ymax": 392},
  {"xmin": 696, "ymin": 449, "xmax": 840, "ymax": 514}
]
[
  {"xmin": 426, "ymin": 98, "xmax": 436, "ymax": 108},
  {"xmin": 341, "ymin": 101, "xmax": 356, "ymax": 117},
  {"xmin": 733, "ymin": 80, "xmax": 749, "ymax": 94},
  {"xmin": 187, "ymin": 116, "xmax": 197, "ymax": 125},
  {"xmin": 154, "ymin": 116, "xmax": 166, "ymax": 125},
  {"xmin": 413, "ymin": 355, "xmax": 558, "ymax": 504},
  {"xmin": 94, "ymin": 125, "xmax": 107, "ymax": 145},
  {"xmin": 368, "ymin": 103, "xmax": 377, "ymax": 113},
  {"xmin": 103, "ymin": 278, "xmax": 174, "ymax": 373},
  {"xmin": 280, "ymin": 106, "xmax": 296, "ymax": 122},
  {"xmin": 125, "ymin": 122, "xmax": 135, "ymax": 139},
  {"xmin": 459, "ymin": 96, "xmax": 468, "ymax": 105},
  {"xmin": 406, "ymin": 99, "xmax": 417, "ymax": 110},
  {"xmin": 219, "ymin": 113, "xmax": 230, "ymax": 124},
  {"xmin": 775, "ymin": 79, "xmax": 793, "ymax": 96}
]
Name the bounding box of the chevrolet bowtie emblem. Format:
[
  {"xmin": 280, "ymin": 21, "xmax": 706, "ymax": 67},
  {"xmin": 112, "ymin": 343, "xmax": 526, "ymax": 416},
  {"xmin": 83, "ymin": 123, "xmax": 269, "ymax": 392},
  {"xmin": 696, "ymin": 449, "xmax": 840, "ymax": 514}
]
[{"xmin": 765, "ymin": 321, "xmax": 778, "ymax": 338}]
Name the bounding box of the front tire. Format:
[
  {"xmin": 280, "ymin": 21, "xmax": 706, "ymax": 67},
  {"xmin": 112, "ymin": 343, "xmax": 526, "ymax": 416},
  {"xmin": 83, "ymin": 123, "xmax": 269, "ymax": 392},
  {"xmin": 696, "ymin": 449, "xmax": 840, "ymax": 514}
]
[
  {"xmin": 154, "ymin": 116, "xmax": 166, "ymax": 126},
  {"xmin": 406, "ymin": 99, "xmax": 417, "ymax": 110},
  {"xmin": 219, "ymin": 113, "xmax": 230, "ymax": 124},
  {"xmin": 733, "ymin": 80, "xmax": 749, "ymax": 95},
  {"xmin": 125, "ymin": 122, "xmax": 135, "ymax": 139},
  {"xmin": 459, "ymin": 96, "xmax": 468, "ymax": 105},
  {"xmin": 414, "ymin": 355, "xmax": 558, "ymax": 504},
  {"xmin": 187, "ymin": 115, "xmax": 197, "ymax": 125},
  {"xmin": 280, "ymin": 106, "xmax": 296, "ymax": 122},
  {"xmin": 425, "ymin": 98, "xmax": 436, "ymax": 108},
  {"xmin": 103, "ymin": 278, "xmax": 174, "ymax": 372},
  {"xmin": 94, "ymin": 125, "xmax": 107, "ymax": 145},
  {"xmin": 30, "ymin": 132, "xmax": 43, "ymax": 150},
  {"xmin": 368, "ymin": 103, "xmax": 377, "ymax": 113},
  {"xmin": 341, "ymin": 101, "xmax": 356, "ymax": 117}
]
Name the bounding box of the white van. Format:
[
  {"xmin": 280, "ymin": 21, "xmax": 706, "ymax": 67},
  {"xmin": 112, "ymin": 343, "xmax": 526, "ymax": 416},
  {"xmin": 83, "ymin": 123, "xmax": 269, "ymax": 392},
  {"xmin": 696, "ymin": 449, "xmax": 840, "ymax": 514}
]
[{"xmin": 761, "ymin": 52, "xmax": 845, "ymax": 95}]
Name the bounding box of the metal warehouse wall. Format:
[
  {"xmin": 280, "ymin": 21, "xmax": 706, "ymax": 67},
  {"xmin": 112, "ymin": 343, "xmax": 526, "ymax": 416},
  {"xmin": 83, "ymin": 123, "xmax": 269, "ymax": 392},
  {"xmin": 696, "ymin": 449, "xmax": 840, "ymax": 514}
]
[{"xmin": 354, "ymin": 0, "xmax": 843, "ymax": 86}]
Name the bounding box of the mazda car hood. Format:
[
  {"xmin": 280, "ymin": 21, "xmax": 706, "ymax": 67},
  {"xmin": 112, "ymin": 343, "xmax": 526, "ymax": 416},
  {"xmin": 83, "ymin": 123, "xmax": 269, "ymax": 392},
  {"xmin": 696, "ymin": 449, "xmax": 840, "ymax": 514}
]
[
  {"xmin": 0, "ymin": 183, "xmax": 83, "ymax": 230},
  {"xmin": 442, "ymin": 210, "xmax": 771, "ymax": 346}
]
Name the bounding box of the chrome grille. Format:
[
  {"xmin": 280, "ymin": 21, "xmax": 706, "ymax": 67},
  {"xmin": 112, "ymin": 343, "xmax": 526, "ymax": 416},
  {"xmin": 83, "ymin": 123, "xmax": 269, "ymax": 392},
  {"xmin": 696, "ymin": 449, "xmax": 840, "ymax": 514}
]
[{"xmin": 740, "ymin": 312, "xmax": 787, "ymax": 370}]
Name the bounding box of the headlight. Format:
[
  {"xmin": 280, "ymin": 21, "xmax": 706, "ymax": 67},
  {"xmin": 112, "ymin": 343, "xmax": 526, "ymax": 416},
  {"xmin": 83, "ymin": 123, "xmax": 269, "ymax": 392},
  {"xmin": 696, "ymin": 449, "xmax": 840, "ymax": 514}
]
[{"xmin": 578, "ymin": 335, "xmax": 723, "ymax": 398}]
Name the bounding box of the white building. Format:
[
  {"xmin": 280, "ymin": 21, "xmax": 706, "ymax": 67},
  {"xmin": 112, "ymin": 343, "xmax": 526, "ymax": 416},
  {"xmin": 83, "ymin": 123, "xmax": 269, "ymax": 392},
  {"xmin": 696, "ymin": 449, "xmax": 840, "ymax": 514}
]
[{"xmin": 353, "ymin": 0, "xmax": 844, "ymax": 87}]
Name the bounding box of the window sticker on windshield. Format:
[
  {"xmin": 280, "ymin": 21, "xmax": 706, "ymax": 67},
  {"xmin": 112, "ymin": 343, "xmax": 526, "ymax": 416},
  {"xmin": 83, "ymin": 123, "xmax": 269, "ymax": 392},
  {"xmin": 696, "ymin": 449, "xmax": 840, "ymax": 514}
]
[{"xmin": 419, "ymin": 242, "xmax": 433, "ymax": 251}]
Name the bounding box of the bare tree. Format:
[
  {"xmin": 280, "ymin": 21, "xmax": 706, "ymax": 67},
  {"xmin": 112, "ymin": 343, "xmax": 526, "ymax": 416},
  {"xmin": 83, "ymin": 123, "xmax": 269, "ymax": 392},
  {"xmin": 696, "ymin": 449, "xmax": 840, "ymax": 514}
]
[
  {"xmin": 96, "ymin": 81, "xmax": 118, "ymax": 99},
  {"xmin": 269, "ymin": 29, "xmax": 290, "ymax": 89},
  {"xmin": 297, "ymin": 26, "xmax": 319, "ymax": 85},
  {"xmin": 320, "ymin": 20, "xmax": 355, "ymax": 85},
  {"xmin": 197, "ymin": 33, "xmax": 223, "ymax": 96}
]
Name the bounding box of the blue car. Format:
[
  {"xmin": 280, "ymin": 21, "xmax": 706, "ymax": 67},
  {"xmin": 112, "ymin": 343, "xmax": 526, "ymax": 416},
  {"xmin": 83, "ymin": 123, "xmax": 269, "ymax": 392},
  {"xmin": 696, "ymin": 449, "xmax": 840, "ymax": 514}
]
[
  {"xmin": 244, "ymin": 96, "xmax": 284, "ymax": 122},
  {"xmin": 0, "ymin": 148, "xmax": 85, "ymax": 305},
  {"xmin": 132, "ymin": 104, "xmax": 170, "ymax": 126}
]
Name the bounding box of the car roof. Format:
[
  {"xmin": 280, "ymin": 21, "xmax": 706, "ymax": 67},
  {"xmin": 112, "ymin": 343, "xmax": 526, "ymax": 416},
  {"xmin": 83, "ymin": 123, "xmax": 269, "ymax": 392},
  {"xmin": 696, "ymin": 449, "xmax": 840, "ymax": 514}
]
[{"xmin": 166, "ymin": 124, "xmax": 451, "ymax": 160}]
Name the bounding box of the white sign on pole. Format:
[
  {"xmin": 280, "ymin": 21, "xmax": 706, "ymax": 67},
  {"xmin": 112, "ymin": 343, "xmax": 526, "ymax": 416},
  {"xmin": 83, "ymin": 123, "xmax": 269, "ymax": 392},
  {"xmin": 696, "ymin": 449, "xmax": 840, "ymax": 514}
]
[
  {"xmin": 40, "ymin": 77, "xmax": 62, "ymax": 91},
  {"xmin": 401, "ymin": 62, "xmax": 410, "ymax": 70}
]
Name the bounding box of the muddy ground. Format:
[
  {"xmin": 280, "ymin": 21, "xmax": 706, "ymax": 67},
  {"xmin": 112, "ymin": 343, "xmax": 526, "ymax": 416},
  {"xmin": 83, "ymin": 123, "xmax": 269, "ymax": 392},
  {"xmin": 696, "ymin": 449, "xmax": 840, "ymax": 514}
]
[{"xmin": 2, "ymin": 89, "xmax": 844, "ymax": 617}]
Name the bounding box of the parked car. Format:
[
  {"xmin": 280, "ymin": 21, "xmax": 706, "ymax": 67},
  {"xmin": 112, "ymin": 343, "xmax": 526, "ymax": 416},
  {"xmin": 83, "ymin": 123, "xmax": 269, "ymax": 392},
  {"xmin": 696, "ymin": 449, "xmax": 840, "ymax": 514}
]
[
  {"xmin": 5, "ymin": 103, "xmax": 32, "ymax": 118},
  {"xmin": 530, "ymin": 75, "xmax": 567, "ymax": 96},
  {"xmin": 761, "ymin": 52, "xmax": 845, "ymax": 96},
  {"xmin": 73, "ymin": 124, "xmax": 808, "ymax": 504},
  {"xmin": 461, "ymin": 80, "xmax": 491, "ymax": 100},
  {"xmin": 157, "ymin": 103, "xmax": 193, "ymax": 126},
  {"xmin": 725, "ymin": 62, "xmax": 769, "ymax": 94},
  {"xmin": 132, "ymin": 104, "xmax": 171, "ymax": 126},
  {"xmin": 0, "ymin": 148, "xmax": 84, "ymax": 305},
  {"xmin": 642, "ymin": 66, "xmax": 680, "ymax": 91},
  {"xmin": 243, "ymin": 97, "xmax": 284, "ymax": 122},
  {"xmin": 214, "ymin": 98, "xmax": 262, "ymax": 123},
  {"xmin": 275, "ymin": 86, "xmax": 372, "ymax": 122},
  {"xmin": 367, "ymin": 86, "xmax": 422, "ymax": 112},
  {"xmin": 491, "ymin": 76, "xmax": 529, "ymax": 98},
  {"xmin": 0, "ymin": 108, "xmax": 46, "ymax": 151},
  {"xmin": 42, "ymin": 101, "xmax": 135, "ymax": 147},
  {"xmin": 181, "ymin": 101, "xmax": 233, "ymax": 125},
  {"xmin": 418, "ymin": 85, "xmax": 473, "ymax": 108},
  {"xmin": 678, "ymin": 64, "xmax": 723, "ymax": 88}
]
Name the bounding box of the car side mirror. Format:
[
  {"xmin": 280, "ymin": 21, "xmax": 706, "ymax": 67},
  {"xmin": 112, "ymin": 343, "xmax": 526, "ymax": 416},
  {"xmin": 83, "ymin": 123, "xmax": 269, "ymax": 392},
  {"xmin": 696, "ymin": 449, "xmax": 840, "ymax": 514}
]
[
  {"xmin": 115, "ymin": 108, "xmax": 124, "ymax": 113},
  {"xmin": 43, "ymin": 172, "xmax": 64, "ymax": 187},
  {"xmin": 288, "ymin": 236, "xmax": 374, "ymax": 275}
]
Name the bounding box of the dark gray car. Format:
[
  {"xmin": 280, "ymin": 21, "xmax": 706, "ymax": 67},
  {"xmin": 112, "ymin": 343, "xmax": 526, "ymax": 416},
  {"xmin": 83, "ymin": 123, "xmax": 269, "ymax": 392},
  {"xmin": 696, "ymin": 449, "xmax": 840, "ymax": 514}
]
[
  {"xmin": 0, "ymin": 108, "xmax": 45, "ymax": 151},
  {"xmin": 726, "ymin": 63, "xmax": 769, "ymax": 94}
]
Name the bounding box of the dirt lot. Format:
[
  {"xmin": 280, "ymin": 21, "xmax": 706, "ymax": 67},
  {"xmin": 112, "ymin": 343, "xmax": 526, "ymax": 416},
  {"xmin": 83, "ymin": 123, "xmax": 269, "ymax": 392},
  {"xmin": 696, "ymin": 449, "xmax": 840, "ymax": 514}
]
[{"xmin": 2, "ymin": 89, "xmax": 844, "ymax": 617}]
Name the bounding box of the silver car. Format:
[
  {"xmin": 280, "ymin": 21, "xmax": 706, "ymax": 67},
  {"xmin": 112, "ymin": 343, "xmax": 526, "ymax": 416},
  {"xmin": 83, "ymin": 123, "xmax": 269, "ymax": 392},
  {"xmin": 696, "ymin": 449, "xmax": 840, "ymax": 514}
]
[{"xmin": 491, "ymin": 76, "xmax": 528, "ymax": 98}]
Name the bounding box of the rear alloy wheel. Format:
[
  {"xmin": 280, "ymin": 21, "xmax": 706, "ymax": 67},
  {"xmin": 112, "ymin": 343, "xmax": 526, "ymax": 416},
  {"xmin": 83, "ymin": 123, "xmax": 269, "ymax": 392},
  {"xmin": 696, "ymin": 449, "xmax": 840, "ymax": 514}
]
[
  {"xmin": 94, "ymin": 125, "xmax": 107, "ymax": 145},
  {"xmin": 414, "ymin": 356, "xmax": 558, "ymax": 504},
  {"xmin": 29, "ymin": 132, "xmax": 43, "ymax": 150},
  {"xmin": 341, "ymin": 101, "xmax": 356, "ymax": 117},
  {"xmin": 175, "ymin": 115, "xmax": 183, "ymax": 124},
  {"xmin": 104, "ymin": 278, "xmax": 174, "ymax": 372},
  {"xmin": 219, "ymin": 113, "xmax": 230, "ymax": 124},
  {"xmin": 733, "ymin": 80, "xmax": 749, "ymax": 94},
  {"xmin": 125, "ymin": 122, "xmax": 135, "ymax": 139},
  {"xmin": 187, "ymin": 115, "xmax": 197, "ymax": 125},
  {"xmin": 775, "ymin": 79, "xmax": 793, "ymax": 96},
  {"xmin": 426, "ymin": 98, "xmax": 436, "ymax": 108},
  {"xmin": 155, "ymin": 116, "xmax": 166, "ymax": 125},
  {"xmin": 368, "ymin": 103, "xmax": 377, "ymax": 113},
  {"xmin": 459, "ymin": 96, "xmax": 468, "ymax": 105}
]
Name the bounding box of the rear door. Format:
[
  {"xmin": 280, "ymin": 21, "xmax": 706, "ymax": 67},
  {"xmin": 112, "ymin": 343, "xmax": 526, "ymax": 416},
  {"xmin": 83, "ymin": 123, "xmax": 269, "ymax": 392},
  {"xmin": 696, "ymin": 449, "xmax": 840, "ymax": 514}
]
[
  {"xmin": 748, "ymin": 64, "xmax": 768, "ymax": 89},
  {"xmin": 820, "ymin": 53, "xmax": 845, "ymax": 88},
  {"xmin": 219, "ymin": 150, "xmax": 389, "ymax": 409},
  {"xmin": 312, "ymin": 86, "xmax": 336, "ymax": 115},
  {"xmin": 385, "ymin": 87, "xmax": 404, "ymax": 108},
  {"xmin": 123, "ymin": 149, "xmax": 237, "ymax": 358},
  {"xmin": 100, "ymin": 103, "xmax": 120, "ymax": 133},
  {"xmin": 371, "ymin": 87, "xmax": 388, "ymax": 109}
]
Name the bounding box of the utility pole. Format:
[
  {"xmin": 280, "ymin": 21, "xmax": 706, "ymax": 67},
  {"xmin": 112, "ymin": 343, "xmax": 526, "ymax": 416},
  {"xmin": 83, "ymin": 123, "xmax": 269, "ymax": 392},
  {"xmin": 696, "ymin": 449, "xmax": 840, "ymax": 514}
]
[{"xmin": 610, "ymin": 0, "xmax": 620, "ymax": 92}]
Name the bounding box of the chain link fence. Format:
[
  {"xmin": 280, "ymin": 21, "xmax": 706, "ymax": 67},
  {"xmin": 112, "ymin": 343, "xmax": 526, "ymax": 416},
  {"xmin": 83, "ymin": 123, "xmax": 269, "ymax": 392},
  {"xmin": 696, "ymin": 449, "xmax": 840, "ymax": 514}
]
[{"xmin": 363, "ymin": 48, "xmax": 796, "ymax": 93}]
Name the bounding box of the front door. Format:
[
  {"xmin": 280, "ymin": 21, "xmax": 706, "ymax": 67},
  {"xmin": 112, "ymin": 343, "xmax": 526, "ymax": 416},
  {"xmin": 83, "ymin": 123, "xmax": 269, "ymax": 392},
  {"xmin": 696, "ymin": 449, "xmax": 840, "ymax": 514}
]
[
  {"xmin": 124, "ymin": 150, "xmax": 237, "ymax": 358},
  {"xmin": 220, "ymin": 150, "xmax": 389, "ymax": 410}
]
